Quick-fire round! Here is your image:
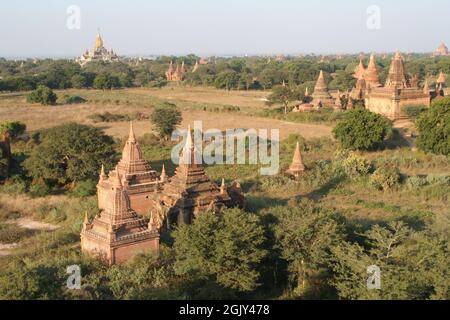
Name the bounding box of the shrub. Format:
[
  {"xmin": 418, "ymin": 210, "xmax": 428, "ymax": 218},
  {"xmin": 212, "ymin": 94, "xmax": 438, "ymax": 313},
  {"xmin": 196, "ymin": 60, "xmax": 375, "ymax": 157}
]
[
  {"xmin": 416, "ymin": 97, "xmax": 450, "ymax": 155},
  {"xmin": 29, "ymin": 183, "xmax": 51, "ymax": 198},
  {"xmin": 404, "ymin": 105, "xmax": 428, "ymax": 120},
  {"xmin": 0, "ymin": 176, "xmax": 27, "ymax": 194},
  {"xmin": 369, "ymin": 164, "xmax": 401, "ymax": 190},
  {"xmin": 27, "ymin": 85, "xmax": 57, "ymax": 105},
  {"xmin": 72, "ymin": 180, "xmax": 96, "ymax": 197},
  {"xmin": 333, "ymin": 108, "xmax": 392, "ymax": 151},
  {"xmin": 0, "ymin": 224, "xmax": 34, "ymax": 243},
  {"xmin": 64, "ymin": 95, "xmax": 86, "ymax": 104},
  {"xmin": 405, "ymin": 176, "xmax": 428, "ymax": 190},
  {"xmin": 339, "ymin": 152, "xmax": 372, "ymax": 178}
]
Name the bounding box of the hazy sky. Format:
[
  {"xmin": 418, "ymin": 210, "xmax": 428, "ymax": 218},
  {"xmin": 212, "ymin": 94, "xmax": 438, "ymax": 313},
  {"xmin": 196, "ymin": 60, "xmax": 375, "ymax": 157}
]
[{"xmin": 0, "ymin": 0, "xmax": 449, "ymax": 57}]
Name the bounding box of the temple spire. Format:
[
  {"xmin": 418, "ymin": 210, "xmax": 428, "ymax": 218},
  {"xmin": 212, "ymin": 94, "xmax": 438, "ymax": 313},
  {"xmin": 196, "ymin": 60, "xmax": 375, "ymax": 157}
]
[
  {"xmin": 423, "ymin": 79, "xmax": 430, "ymax": 95},
  {"xmin": 286, "ymin": 142, "xmax": 305, "ymax": 178},
  {"xmin": 220, "ymin": 178, "xmax": 226, "ymax": 195},
  {"xmin": 128, "ymin": 121, "xmax": 136, "ymax": 143},
  {"xmin": 160, "ymin": 164, "xmax": 168, "ymax": 182}
]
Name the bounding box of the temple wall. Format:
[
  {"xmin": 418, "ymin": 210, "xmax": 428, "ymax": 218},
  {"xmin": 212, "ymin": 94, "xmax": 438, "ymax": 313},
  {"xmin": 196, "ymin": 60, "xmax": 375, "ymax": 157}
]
[
  {"xmin": 80, "ymin": 235, "xmax": 111, "ymax": 262},
  {"xmin": 112, "ymin": 238, "xmax": 159, "ymax": 264},
  {"xmin": 365, "ymin": 96, "xmax": 397, "ymax": 118},
  {"xmin": 129, "ymin": 192, "xmax": 154, "ymax": 216}
]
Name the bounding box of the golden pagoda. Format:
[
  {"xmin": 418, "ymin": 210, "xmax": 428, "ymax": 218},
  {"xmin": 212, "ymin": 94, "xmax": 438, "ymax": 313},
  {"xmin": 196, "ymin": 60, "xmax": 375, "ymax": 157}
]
[{"xmin": 77, "ymin": 30, "xmax": 119, "ymax": 66}]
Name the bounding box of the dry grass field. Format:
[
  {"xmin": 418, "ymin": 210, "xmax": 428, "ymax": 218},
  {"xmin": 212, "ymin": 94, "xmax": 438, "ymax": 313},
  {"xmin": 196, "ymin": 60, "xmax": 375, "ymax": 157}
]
[{"xmin": 0, "ymin": 87, "xmax": 332, "ymax": 140}]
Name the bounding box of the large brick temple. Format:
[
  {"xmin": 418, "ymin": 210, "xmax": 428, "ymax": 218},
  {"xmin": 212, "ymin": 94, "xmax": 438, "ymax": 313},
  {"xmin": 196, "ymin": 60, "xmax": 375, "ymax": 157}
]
[{"xmin": 81, "ymin": 123, "xmax": 244, "ymax": 264}]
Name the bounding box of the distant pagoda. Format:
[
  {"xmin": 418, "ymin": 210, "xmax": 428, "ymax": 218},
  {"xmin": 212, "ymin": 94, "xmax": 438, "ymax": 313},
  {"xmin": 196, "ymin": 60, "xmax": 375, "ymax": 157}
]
[
  {"xmin": 364, "ymin": 54, "xmax": 381, "ymax": 88},
  {"xmin": 353, "ymin": 59, "xmax": 366, "ymax": 79},
  {"xmin": 311, "ymin": 70, "xmax": 334, "ymax": 107},
  {"xmin": 286, "ymin": 142, "xmax": 306, "ymax": 178},
  {"xmin": 433, "ymin": 42, "xmax": 449, "ymax": 56},
  {"xmin": 76, "ymin": 31, "xmax": 119, "ymax": 66}
]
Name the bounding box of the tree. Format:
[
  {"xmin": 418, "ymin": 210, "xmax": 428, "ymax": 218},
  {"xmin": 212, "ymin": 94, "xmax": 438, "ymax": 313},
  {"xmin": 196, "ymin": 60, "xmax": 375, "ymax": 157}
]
[
  {"xmin": 270, "ymin": 200, "xmax": 345, "ymax": 297},
  {"xmin": 416, "ymin": 97, "xmax": 450, "ymax": 155},
  {"xmin": 266, "ymin": 85, "xmax": 298, "ymax": 116},
  {"xmin": 24, "ymin": 123, "xmax": 115, "ymax": 187},
  {"xmin": 71, "ymin": 74, "xmax": 87, "ymax": 89},
  {"xmin": 214, "ymin": 70, "xmax": 239, "ymax": 90},
  {"xmin": 333, "ymin": 108, "xmax": 392, "ymax": 151},
  {"xmin": 173, "ymin": 209, "xmax": 267, "ymax": 292},
  {"xmin": 331, "ymin": 221, "xmax": 450, "ymax": 300},
  {"xmin": 0, "ymin": 121, "xmax": 26, "ymax": 139},
  {"xmin": 150, "ymin": 103, "xmax": 182, "ymax": 140},
  {"xmin": 93, "ymin": 73, "xmax": 121, "ymax": 90},
  {"xmin": 27, "ymin": 85, "xmax": 57, "ymax": 105}
]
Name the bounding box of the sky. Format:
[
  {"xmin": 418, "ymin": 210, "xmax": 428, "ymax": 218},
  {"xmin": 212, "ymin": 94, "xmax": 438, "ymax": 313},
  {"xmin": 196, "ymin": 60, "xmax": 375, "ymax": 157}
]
[{"xmin": 0, "ymin": 0, "xmax": 449, "ymax": 57}]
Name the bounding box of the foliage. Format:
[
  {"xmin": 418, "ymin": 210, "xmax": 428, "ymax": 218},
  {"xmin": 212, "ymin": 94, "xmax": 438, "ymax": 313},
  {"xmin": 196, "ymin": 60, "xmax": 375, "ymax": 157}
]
[
  {"xmin": 266, "ymin": 85, "xmax": 299, "ymax": 115},
  {"xmin": 23, "ymin": 123, "xmax": 116, "ymax": 187},
  {"xmin": 72, "ymin": 180, "xmax": 97, "ymax": 197},
  {"xmin": 369, "ymin": 164, "xmax": 401, "ymax": 191},
  {"xmin": 335, "ymin": 150, "xmax": 372, "ymax": 178},
  {"xmin": 268, "ymin": 200, "xmax": 345, "ymax": 297},
  {"xmin": 0, "ymin": 121, "xmax": 26, "ymax": 139},
  {"xmin": 333, "ymin": 108, "xmax": 392, "ymax": 151},
  {"xmin": 27, "ymin": 85, "xmax": 57, "ymax": 105},
  {"xmin": 150, "ymin": 102, "xmax": 182, "ymax": 139},
  {"xmin": 173, "ymin": 209, "xmax": 267, "ymax": 292},
  {"xmin": 404, "ymin": 105, "xmax": 428, "ymax": 120},
  {"xmin": 416, "ymin": 97, "xmax": 450, "ymax": 155},
  {"xmin": 64, "ymin": 95, "xmax": 86, "ymax": 104}
]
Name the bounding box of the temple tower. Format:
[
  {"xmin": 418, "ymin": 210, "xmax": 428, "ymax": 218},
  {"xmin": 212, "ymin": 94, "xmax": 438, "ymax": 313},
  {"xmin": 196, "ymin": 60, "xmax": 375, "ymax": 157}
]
[
  {"xmin": 286, "ymin": 142, "xmax": 306, "ymax": 178},
  {"xmin": 311, "ymin": 70, "xmax": 333, "ymax": 107},
  {"xmin": 81, "ymin": 170, "xmax": 159, "ymax": 265},
  {"xmin": 365, "ymin": 54, "xmax": 381, "ymax": 88},
  {"xmin": 385, "ymin": 51, "xmax": 408, "ymax": 88}
]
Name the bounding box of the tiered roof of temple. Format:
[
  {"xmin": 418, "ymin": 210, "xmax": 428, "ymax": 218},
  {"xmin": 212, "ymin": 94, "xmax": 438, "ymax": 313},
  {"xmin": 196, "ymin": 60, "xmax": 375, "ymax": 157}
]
[
  {"xmin": 286, "ymin": 142, "xmax": 306, "ymax": 178},
  {"xmin": 364, "ymin": 54, "xmax": 381, "ymax": 88},
  {"xmin": 166, "ymin": 61, "xmax": 187, "ymax": 81},
  {"xmin": 311, "ymin": 70, "xmax": 334, "ymax": 107},
  {"xmin": 365, "ymin": 51, "xmax": 431, "ymax": 119},
  {"xmin": 150, "ymin": 126, "xmax": 244, "ymax": 229},
  {"xmin": 434, "ymin": 42, "xmax": 449, "ymax": 56},
  {"xmin": 76, "ymin": 32, "xmax": 119, "ymax": 67}
]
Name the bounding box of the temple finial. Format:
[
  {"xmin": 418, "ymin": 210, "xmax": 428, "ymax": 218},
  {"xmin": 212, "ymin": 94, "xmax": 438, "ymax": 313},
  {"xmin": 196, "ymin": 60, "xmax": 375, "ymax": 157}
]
[{"xmin": 128, "ymin": 121, "xmax": 136, "ymax": 142}]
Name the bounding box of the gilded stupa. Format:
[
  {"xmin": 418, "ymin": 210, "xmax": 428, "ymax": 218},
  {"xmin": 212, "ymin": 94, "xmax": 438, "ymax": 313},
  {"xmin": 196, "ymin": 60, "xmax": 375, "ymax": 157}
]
[{"xmin": 77, "ymin": 31, "xmax": 119, "ymax": 66}]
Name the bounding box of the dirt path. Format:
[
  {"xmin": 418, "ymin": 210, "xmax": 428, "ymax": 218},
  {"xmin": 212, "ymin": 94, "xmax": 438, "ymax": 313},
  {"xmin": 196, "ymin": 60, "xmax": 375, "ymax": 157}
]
[
  {"xmin": 0, "ymin": 243, "xmax": 19, "ymax": 257},
  {"xmin": 8, "ymin": 218, "xmax": 59, "ymax": 231}
]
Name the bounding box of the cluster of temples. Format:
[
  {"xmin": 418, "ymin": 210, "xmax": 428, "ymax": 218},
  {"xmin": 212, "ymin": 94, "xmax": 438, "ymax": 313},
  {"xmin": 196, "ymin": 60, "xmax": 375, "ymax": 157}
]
[
  {"xmin": 165, "ymin": 61, "xmax": 201, "ymax": 81},
  {"xmin": 293, "ymin": 51, "xmax": 447, "ymax": 120},
  {"xmin": 81, "ymin": 123, "xmax": 244, "ymax": 264}
]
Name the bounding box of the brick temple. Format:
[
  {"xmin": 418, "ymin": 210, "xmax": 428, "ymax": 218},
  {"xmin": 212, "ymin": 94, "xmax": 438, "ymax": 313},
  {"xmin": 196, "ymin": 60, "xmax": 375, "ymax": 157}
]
[
  {"xmin": 365, "ymin": 51, "xmax": 431, "ymax": 119},
  {"xmin": 165, "ymin": 61, "xmax": 187, "ymax": 81},
  {"xmin": 150, "ymin": 126, "xmax": 244, "ymax": 230}
]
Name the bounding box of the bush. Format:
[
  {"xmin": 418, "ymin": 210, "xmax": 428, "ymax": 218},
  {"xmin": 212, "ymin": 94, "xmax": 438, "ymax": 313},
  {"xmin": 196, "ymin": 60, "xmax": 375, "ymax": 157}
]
[
  {"xmin": 29, "ymin": 183, "xmax": 51, "ymax": 198},
  {"xmin": 369, "ymin": 164, "xmax": 401, "ymax": 190},
  {"xmin": 27, "ymin": 85, "xmax": 57, "ymax": 105},
  {"xmin": 416, "ymin": 97, "xmax": 450, "ymax": 155},
  {"xmin": 0, "ymin": 176, "xmax": 27, "ymax": 194},
  {"xmin": 405, "ymin": 176, "xmax": 428, "ymax": 190},
  {"xmin": 333, "ymin": 108, "xmax": 392, "ymax": 151},
  {"xmin": 64, "ymin": 95, "xmax": 86, "ymax": 104},
  {"xmin": 404, "ymin": 105, "xmax": 428, "ymax": 120},
  {"xmin": 339, "ymin": 152, "xmax": 372, "ymax": 178},
  {"xmin": 72, "ymin": 180, "xmax": 96, "ymax": 197},
  {"xmin": 0, "ymin": 224, "xmax": 34, "ymax": 243}
]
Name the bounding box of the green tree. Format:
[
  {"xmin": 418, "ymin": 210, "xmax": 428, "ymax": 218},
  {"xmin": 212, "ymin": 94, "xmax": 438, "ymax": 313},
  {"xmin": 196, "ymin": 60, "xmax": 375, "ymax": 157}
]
[
  {"xmin": 333, "ymin": 108, "xmax": 392, "ymax": 151},
  {"xmin": 24, "ymin": 123, "xmax": 115, "ymax": 187},
  {"xmin": 27, "ymin": 85, "xmax": 57, "ymax": 105},
  {"xmin": 416, "ymin": 97, "xmax": 450, "ymax": 155},
  {"xmin": 214, "ymin": 70, "xmax": 239, "ymax": 90},
  {"xmin": 271, "ymin": 200, "xmax": 345, "ymax": 297},
  {"xmin": 150, "ymin": 103, "xmax": 182, "ymax": 140},
  {"xmin": 71, "ymin": 74, "xmax": 87, "ymax": 89},
  {"xmin": 266, "ymin": 85, "xmax": 298, "ymax": 116},
  {"xmin": 0, "ymin": 121, "xmax": 26, "ymax": 139},
  {"xmin": 173, "ymin": 209, "xmax": 267, "ymax": 292}
]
